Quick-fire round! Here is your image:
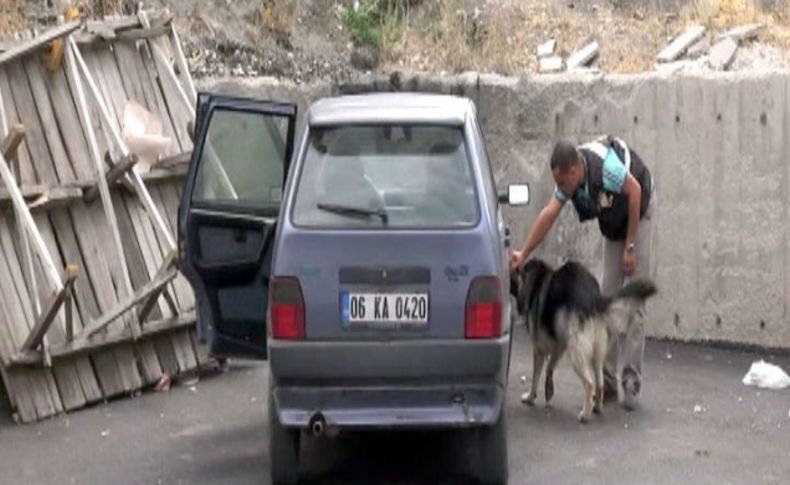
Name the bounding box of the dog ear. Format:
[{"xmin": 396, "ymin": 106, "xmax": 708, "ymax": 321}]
[
  {"xmin": 516, "ymin": 259, "xmax": 544, "ymax": 315},
  {"xmin": 509, "ymin": 268, "xmax": 520, "ymax": 298}
]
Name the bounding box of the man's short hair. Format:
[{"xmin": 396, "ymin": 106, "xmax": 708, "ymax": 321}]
[{"xmin": 550, "ymin": 140, "xmax": 580, "ymax": 172}]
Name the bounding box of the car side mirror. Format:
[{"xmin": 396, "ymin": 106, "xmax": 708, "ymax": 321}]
[{"xmin": 498, "ymin": 183, "xmax": 530, "ymax": 206}]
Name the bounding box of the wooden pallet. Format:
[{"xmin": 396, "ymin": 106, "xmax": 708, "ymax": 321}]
[{"xmin": 0, "ymin": 11, "xmax": 206, "ymax": 423}]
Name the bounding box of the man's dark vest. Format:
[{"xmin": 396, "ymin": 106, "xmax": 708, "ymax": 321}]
[{"xmin": 571, "ymin": 136, "xmax": 652, "ymax": 241}]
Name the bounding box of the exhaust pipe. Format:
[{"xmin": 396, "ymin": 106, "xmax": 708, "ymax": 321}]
[{"xmin": 308, "ymin": 413, "xmax": 325, "ymax": 437}]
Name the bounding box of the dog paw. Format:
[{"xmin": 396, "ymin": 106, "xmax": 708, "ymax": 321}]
[
  {"xmin": 521, "ymin": 391, "xmax": 537, "ymax": 405},
  {"xmin": 578, "ymin": 411, "xmax": 589, "ymax": 424}
]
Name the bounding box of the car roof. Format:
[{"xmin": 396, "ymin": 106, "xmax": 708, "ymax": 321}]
[{"xmin": 308, "ymin": 93, "xmax": 472, "ymax": 127}]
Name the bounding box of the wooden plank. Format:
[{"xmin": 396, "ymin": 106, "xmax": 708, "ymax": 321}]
[
  {"xmin": 86, "ymin": 17, "xmax": 141, "ymax": 33},
  {"xmin": 0, "ymin": 69, "xmax": 35, "ymax": 184},
  {"xmin": 169, "ymin": 23, "xmax": 198, "ymax": 103},
  {"xmin": 116, "ymin": 26, "xmax": 170, "ymax": 42},
  {"xmin": 112, "ymin": 38, "xmax": 184, "ymax": 311},
  {"xmin": 22, "ymin": 265, "xmax": 79, "ymax": 351},
  {"xmin": 157, "ymin": 183, "xmax": 194, "ymax": 311},
  {"xmin": 0, "ymin": 21, "xmax": 81, "ymax": 66},
  {"xmin": 190, "ymin": 328, "xmax": 213, "ymax": 368},
  {"xmin": 13, "ymin": 314, "xmax": 194, "ymax": 365},
  {"xmin": 137, "ymin": 26, "xmax": 192, "ymax": 153},
  {"xmin": 3, "ymin": 63, "xmax": 68, "ymax": 379},
  {"xmin": 149, "ymin": 41, "xmax": 193, "ymax": 118},
  {"xmin": 124, "ymin": 194, "xmax": 173, "ymax": 319},
  {"xmin": 27, "ymin": 186, "xmax": 84, "ymax": 210},
  {"xmin": 0, "ymin": 184, "xmax": 48, "ymax": 203},
  {"xmin": 0, "ymin": 66, "xmax": 67, "ymax": 417},
  {"xmin": 138, "ymin": 39, "xmax": 186, "ymax": 153},
  {"xmin": 99, "ymin": 45, "xmax": 181, "ymax": 321},
  {"xmin": 131, "ymin": 41, "xmax": 197, "ymax": 326},
  {"xmin": 138, "ymin": 251, "xmax": 176, "ymax": 323},
  {"xmin": 0, "ymin": 217, "xmax": 59, "ymax": 418},
  {"xmin": 96, "ymin": 46, "xmax": 170, "ymax": 383},
  {"xmin": 111, "ymin": 42, "xmax": 148, "ymax": 106},
  {"xmin": 657, "ymin": 26, "xmax": 706, "ymax": 63},
  {"xmin": 110, "ymin": 189, "xmax": 166, "ymax": 384},
  {"xmin": 0, "ymin": 71, "xmax": 6, "ymax": 133},
  {"xmin": 83, "ymin": 154, "xmax": 137, "ymax": 202},
  {"xmin": 0, "ymin": 218, "xmax": 39, "ymax": 422},
  {"xmin": 0, "ymin": 152, "xmax": 62, "ymax": 289},
  {"xmin": 64, "ymin": 289, "xmax": 73, "ymax": 341},
  {"xmin": 84, "ymin": 11, "xmax": 171, "ymax": 35},
  {"xmin": 114, "ymin": 40, "xmax": 188, "ymax": 322},
  {"xmin": 0, "ymin": 183, "xmax": 85, "ymax": 210},
  {"xmin": 138, "ymin": 165, "xmax": 188, "ymax": 182},
  {"xmin": 71, "ymin": 38, "xmax": 175, "ymax": 251},
  {"xmin": 16, "ymin": 58, "xmax": 96, "ymax": 410},
  {"xmin": 157, "ymin": 151, "xmax": 191, "ymax": 169},
  {"xmin": 66, "ymin": 43, "xmax": 138, "ymax": 334},
  {"xmin": 5, "ymin": 63, "xmax": 66, "ymax": 284},
  {"xmin": 73, "ymin": 48, "xmax": 145, "ymax": 392},
  {"xmin": 2, "ymin": 124, "xmax": 24, "ymax": 166},
  {"xmin": 77, "ymin": 25, "xmax": 117, "ymax": 44},
  {"xmin": 61, "ymin": 48, "xmax": 137, "ymax": 397},
  {"xmin": 106, "ymin": 43, "xmax": 180, "ymax": 346},
  {"xmin": 76, "ymin": 268, "xmax": 178, "ymax": 339}
]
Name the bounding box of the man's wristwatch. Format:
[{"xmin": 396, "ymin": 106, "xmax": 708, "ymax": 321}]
[{"xmin": 625, "ymin": 242, "xmax": 636, "ymax": 253}]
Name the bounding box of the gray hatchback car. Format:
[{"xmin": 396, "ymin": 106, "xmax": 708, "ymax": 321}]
[{"xmin": 179, "ymin": 92, "xmax": 530, "ymax": 484}]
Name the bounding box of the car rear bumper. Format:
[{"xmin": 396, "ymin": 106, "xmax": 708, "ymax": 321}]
[
  {"xmin": 269, "ymin": 336, "xmax": 510, "ymax": 382},
  {"xmin": 268, "ymin": 336, "xmax": 510, "ymax": 429},
  {"xmin": 273, "ymin": 383, "xmax": 504, "ymax": 429}
]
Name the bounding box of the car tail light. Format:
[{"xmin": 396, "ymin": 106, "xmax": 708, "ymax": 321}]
[
  {"xmin": 269, "ymin": 276, "xmax": 305, "ymax": 339},
  {"xmin": 465, "ymin": 276, "xmax": 503, "ymax": 339}
]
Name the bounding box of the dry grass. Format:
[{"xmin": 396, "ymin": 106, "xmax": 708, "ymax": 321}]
[
  {"xmin": 0, "ymin": 0, "xmax": 26, "ymax": 34},
  {"xmin": 260, "ymin": 0, "xmax": 298, "ymax": 37},
  {"xmin": 379, "ymin": 0, "xmax": 790, "ymax": 75},
  {"xmin": 383, "ymin": 0, "xmax": 670, "ymax": 74}
]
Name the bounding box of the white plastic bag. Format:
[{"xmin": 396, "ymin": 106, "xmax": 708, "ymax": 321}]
[
  {"xmin": 122, "ymin": 100, "xmax": 171, "ymax": 173},
  {"xmin": 742, "ymin": 360, "xmax": 790, "ymax": 390}
]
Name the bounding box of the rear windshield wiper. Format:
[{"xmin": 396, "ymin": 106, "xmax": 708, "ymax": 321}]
[{"xmin": 316, "ymin": 202, "xmax": 389, "ymax": 224}]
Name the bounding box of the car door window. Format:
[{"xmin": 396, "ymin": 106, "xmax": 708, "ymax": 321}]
[{"xmin": 192, "ymin": 108, "xmax": 290, "ymax": 208}]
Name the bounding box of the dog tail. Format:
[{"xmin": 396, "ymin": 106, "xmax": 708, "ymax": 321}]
[
  {"xmin": 597, "ymin": 278, "xmax": 657, "ymax": 315},
  {"xmin": 614, "ymin": 278, "xmax": 657, "ymax": 302}
]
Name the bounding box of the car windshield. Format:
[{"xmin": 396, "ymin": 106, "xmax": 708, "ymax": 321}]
[{"xmin": 291, "ymin": 124, "xmax": 479, "ymax": 228}]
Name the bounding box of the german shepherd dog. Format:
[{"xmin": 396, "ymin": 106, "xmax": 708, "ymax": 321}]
[{"xmin": 510, "ymin": 259, "xmax": 657, "ymax": 423}]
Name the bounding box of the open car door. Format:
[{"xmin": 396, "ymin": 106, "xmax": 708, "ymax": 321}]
[{"xmin": 178, "ymin": 94, "xmax": 297, "ymax": 359}]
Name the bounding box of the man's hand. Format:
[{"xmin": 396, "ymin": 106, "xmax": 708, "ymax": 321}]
[
  {"xmin": 622, "ymin": 249, "xmax": 636, "ymax": 276},
  {"xmin": 510, "ymin": 250, "xmax": 524, "ymax": 271}
]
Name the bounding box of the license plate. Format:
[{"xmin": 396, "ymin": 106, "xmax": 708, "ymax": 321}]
[{"xmin": 341, "ymin": 292, "xmax": 429, "ymax": 324}]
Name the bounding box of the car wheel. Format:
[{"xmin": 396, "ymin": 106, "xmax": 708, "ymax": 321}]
[
  {"xmin": 268, "ymin": 391, "xmax": 300, "ymax": 485},
  {"xmin": 476, "ymin": 405, "xmax": 508, "ymax": 485}
]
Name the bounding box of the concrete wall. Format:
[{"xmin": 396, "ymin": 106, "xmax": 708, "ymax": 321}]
[{"xmin": 201, "ymin": 70, "xmax": 790, "ymax": 349}]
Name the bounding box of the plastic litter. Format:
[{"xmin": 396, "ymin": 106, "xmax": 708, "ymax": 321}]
[
  {"xmin": 122, "ymin": 101, "xmax": 171, "ymax": 173},
  {"xmin": 742, "ymin": 360, "xmax": 790, "ymax": 390}
]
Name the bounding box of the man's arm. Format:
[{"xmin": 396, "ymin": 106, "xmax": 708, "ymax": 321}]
[
  {"xmin": 511, "ymin": 196, "xmax": 563, "ymax": 268},
  {"xmin": 622, "ymin": 172, "xmax": 642, "ymax": 247}
]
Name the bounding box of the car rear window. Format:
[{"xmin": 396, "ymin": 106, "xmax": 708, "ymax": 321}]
[{"xmin": 291, "ymin": 124, "xmax": 479, "ymax": 228}]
